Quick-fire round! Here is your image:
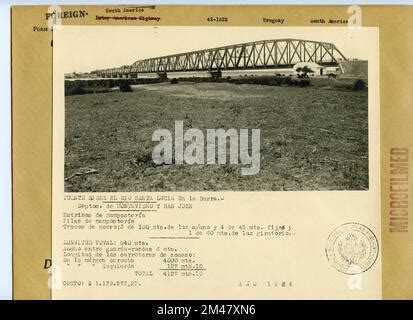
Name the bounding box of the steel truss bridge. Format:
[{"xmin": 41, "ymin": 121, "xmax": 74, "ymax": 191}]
[{"xmin": 93, "ymin": 39, "xmax": 347, "ymax": 78}]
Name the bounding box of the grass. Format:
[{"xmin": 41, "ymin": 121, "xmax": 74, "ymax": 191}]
[{"xmin": 64, "ymin": 80, "xmax": 368, "ymax": 191}]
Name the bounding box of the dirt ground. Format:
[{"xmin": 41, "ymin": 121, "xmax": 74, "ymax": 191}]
[{"xmin": 64, "ymin": 81, "xmax": 368, "ymax": 191}]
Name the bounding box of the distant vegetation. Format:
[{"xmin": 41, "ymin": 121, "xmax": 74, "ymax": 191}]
[
  {"xmin": 65, "ymin": 78, "xmax": 163, "ymax": 96},
  {"xmin": 296, "ymin": 66, "xmax": 314, "ymax": 78},
  {"xmin": 65, "ymin": 75, "xmax": 367, "ymax": 96},
  {"xmin": 227, "ymin": 76, "xmax": 310, "ymax": 87}
]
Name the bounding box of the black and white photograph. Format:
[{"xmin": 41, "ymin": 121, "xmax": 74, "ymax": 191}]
[{"xmin": 63, "ymin": 27, "xmax": 369, "ymax": 192}]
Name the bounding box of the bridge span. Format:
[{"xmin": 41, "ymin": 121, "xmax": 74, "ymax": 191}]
[{"xmin": 93, "ymin": 38, "xmax": 347, "ymax": 78}]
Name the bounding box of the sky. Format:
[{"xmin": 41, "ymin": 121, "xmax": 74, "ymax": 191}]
[{"xmin": 55, "ymin": 26, "xmax": 375, "ymax": 74}]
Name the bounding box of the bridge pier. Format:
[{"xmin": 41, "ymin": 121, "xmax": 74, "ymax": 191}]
[
  {"xmin": 209, "ymin": 70, "xmax": 222, "ymax": 79},
  {"xmin": 157, "ymin": 72, "xmax": 168, "ymax": 80}
]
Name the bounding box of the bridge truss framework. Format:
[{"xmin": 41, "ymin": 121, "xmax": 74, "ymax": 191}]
[{"xmin": 94, "ymin": 38, "xmax": 347, "ymax": 78}]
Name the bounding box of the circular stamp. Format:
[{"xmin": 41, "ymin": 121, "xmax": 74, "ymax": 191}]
[{"xmin": 326, "ymin": 223, "xmax": 379, "ymax": 275}]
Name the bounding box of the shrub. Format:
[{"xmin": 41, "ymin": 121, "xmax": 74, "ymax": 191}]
[
  {"xmin": 134, "ymin": 149, "xmax": 153, "ymax": 166},
  {"xmin": 283, "ymin": 77, "xmax": 293, "ymax": 85},
  {"xmin": 170, "ymin": 78, "xmax": 179, "ymax": 84},
  {"xmin": 107, "ymin": 79, "xmax": 115, "ymax": 88},
  {"xmin": 353, "ymin": 79, "xmax": 366, "ymax": 91},
  {"xmin": 65, "ymin": 85, "xmax": 86, "ymax": 96},
  {"xmin": 119, "ymin": 80, "xmax": 132, "ymax": 92}
]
